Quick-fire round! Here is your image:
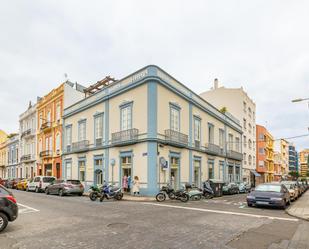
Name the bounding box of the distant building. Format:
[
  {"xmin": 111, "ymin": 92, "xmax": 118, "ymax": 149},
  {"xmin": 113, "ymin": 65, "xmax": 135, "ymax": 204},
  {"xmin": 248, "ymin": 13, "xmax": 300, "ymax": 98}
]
[
  {"xmin": 288, "ymin": 144, "xmax": 298, "ymax": 172},
  {"xmin": 280, "ymin": 139, "xmax": 289, "ymax": 175},
  {"xmin": 256, "ymin": 125, "xmax": 274, "ymax": 184},
  {"xmin": 0, "ymin": 129, "xmax": 8, "ymax": 178},
  {"xmin": 200, "ymin": 80, "xmax": 256, "ymax": 184},
  {"xmin": 6, "ymin": 134, "xmax": 19, "ymax": 179},
  {"xmin": 273, "ymin": 151, "xmax": 283, "ymax": 181},
  {"xmin": 299, "ymin": 149, "xmax": 309, "ymax": 177}
]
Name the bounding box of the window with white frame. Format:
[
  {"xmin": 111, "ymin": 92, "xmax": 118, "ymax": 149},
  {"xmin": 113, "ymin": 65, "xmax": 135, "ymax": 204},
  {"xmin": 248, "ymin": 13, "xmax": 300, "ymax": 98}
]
[
  {"xmin": 66, "ymin": 126, "xmax": 72, "ymax": 146},
  {"xmin": 219, "ymin": 129, "xmax": 225, "ymax": 148},
  {"xmin": 94, "ymin": 114, "xmax": 103, "ymax": 141},
  {"xmin": 56, "ymin": 103, "xmax": 61, "ymax": 121},
  {"xmin": 121, "ymin": 105, "xmax": 132, "ymax": 131},
  {"xmin": 208, "ymin": 124, "xmax": 214, "ymax": 144},
  {"xmin": 248, "ymin": 139, "xmax": 252, "ymax": 149},
  {"xmin": 170, "ymin": 107, "xmax": 180, "ymax": 131},
  {"xmin": 194, "ymin": 117, "xmax": 201, "ymax": 142},
  {"xmin": 66, "ymin": 161, "xmax": 72, "ymax": 179},
  {"xmin": 235, "ymin": 137, "xmax": 240, "ymax": 152},
  {"xmin": 228, "ymin": 134, "xmax": 233, "ymax": 150},
  {"xmin": 78, "ymin": 120, "xmax": 86, "ymax": 141}
]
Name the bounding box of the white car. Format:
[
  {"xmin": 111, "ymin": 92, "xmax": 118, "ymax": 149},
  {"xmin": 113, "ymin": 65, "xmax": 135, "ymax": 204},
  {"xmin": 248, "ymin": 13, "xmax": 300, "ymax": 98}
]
[{"xmin": 27, "ymin": 176, "xmax": 56, "ymax": 193}]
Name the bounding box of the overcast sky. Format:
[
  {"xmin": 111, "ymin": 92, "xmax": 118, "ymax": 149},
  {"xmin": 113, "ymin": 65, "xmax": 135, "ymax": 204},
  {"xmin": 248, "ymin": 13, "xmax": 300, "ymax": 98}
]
[{"xmin": 0, "ymin": 1, "xmax": 308, "ymax": 150}]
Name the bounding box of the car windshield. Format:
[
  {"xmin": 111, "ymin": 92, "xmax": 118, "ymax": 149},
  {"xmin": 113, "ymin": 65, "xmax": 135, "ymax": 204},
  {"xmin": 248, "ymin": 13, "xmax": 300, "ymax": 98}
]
[
  {"xmin": 67, "ymin": 180, "xmax": 81, "ymax": 185},
  {"xmin": 43, "ymin": 177, "xmax": 55, "ymax": 183},
  {"xmin": 255, "ymin": 184, "xmax": 281, "ymax": 192},
  {"xmin": 0, "ymin": 186, "xmax": 11, "ymax": 195}
]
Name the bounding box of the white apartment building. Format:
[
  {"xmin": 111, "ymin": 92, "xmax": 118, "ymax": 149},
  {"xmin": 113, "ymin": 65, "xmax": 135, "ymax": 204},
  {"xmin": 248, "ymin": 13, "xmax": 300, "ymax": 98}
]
[
  {"xmin": 200, "ymin": 79, "xmax": 256, "ymax": 184},
  {"xmin": 19, "ymin": 102, "xmax": 37, "ymax": 179}
]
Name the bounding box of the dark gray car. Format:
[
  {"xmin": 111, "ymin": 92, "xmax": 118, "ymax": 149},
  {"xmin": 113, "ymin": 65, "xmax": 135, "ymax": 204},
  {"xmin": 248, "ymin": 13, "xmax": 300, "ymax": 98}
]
[
  {"xmin": 247, "ymin": 183, "xmax": 291, "ymax": 209},
  {"xmin": 45, "ymin": 180, "xmax": 84, "ymax": 196}
]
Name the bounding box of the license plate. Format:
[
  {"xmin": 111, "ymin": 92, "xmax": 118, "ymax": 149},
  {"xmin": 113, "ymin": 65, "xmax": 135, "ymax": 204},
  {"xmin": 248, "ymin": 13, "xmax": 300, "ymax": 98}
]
[{"xmin": 256, "ymin": 201, "xmax": 268, "ymax": 205}]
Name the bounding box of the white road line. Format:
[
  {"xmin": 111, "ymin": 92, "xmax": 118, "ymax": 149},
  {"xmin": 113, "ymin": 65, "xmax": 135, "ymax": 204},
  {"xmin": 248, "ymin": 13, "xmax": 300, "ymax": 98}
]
[
  {"xmin": 143, "ymin": 203, "xmax": 299, "ymax": 222},
  {"xmin": 18, "ymin": 203, "xmax": 40, "ymax": 212}
]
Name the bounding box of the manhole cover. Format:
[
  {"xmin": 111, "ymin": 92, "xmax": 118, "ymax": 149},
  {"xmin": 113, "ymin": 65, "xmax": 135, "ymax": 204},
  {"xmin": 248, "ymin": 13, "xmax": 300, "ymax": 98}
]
[{"xmin": 107, "ymin": 223, "xmax": 129, "ymax": 229}]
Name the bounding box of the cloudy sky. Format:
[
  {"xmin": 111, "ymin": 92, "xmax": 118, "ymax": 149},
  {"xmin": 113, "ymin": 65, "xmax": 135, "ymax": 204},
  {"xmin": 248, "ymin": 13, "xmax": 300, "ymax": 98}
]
[{"xmin": 0, "ymin": 1, "xmax": 308, "ymax": 150}]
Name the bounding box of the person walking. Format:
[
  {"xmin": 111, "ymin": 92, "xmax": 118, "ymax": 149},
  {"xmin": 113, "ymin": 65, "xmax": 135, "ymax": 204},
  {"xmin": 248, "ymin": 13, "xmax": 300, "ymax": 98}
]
[{"xmin": 132, "ymin": 176, "xmax": 140, "ymax": 196}]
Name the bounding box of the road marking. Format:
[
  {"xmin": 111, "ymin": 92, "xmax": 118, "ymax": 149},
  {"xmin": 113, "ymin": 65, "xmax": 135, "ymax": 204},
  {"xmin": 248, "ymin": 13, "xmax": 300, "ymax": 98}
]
[
  {"xmin": 18, "ymin": 203, "xmax": 40, "ymax": 214},
  {"xmin": 143, "ymin": 203, "xmax": 299, "ymax": 222}
]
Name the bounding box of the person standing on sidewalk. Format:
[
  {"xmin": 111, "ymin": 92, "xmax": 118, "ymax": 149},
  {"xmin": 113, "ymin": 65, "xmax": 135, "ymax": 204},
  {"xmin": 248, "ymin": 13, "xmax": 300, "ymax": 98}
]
[{"xmin": 132, "ymin": 176, "xmax": 140, "ymax": 196}]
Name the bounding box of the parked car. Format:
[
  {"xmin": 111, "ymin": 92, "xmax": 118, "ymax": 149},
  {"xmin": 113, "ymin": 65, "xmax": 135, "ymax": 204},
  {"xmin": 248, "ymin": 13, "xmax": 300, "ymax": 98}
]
[
  {"xmin": 0, "ymin": 184, "xmax": 18, "ymax": 232},
  {"xmin": 27, "ymin": 176, "xmax": 56, "ymax": 193},
  {"xmin": 297, "ymin": 181, "xmax": 305, "ymax": 195},
  {"xmin": 45, "ymin": 179, "xmax": 84, "ymax": 196},
  {"xmin": 237, "ymin": 183, "xmax": 251, "ymax": 193},
  {"xmin": 247, "ymin": 183, "xmax": 291, "ymax": 209},
  {"xmin": 16, "ymin": 179, "xmax": 30, "ymax": 191},
  {"xmin": 222, "ymin": 182, "xmax": 239, "ymax": 195},
  {"xmin": 281, "ymin": 181, "xmax": 298, "ymax": 201},
  {"xmin": 0, "ymin": 179, "xmax": 8, "ymax": 188},
  {"xmin": 7, "ymin": 179, "xmax": 18, "ymax": 189}
]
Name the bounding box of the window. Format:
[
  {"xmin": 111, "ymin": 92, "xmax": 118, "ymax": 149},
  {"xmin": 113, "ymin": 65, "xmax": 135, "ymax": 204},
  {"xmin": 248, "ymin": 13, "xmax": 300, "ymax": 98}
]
[
  {"xmin": 194, "ymin": 117, "xmax": 201, "ymax": 142},
  {"xmin": 47, "ymin": 110, "xmax": 51, "ymax": 123},
  {"xmin": 243, "ymin": 119, "xmax": 247, "ymax": 130},
  {"xmin": 219, "ymin": 129, "xmax": 225, "ymax": 148},
  {"xmin": 248, "ymin": 155, "xmax": 252, "ymax": 165},
  {"xmin": 39, "ymin": 113, "xmax": 42, "ymax": 128},
  {"xmin": 79, "ymin": 160, "xmax": 86, "ymax": 181},
  {"xmin": 66, "ymin": 126, "xmax": 72, "ymax": 146},
  {"xmin": 248, "ymin": 123, "xmax": 252, "ymax": 134},
  {"xmin": 248, "ymin": 107, "xmax": 252, "ymax": 117},
  {"xmin": 78, "ymin": 120, "xmax": 86, "ymax": 141},
  {"xmin": 208, "ymin": 124, "xmax": 214, "ymax": 144},
  {"xmin": 94, "ymin": 114, "xmax": 103, "ymax": 143},
  {"xmin": 49, "ymin": 136, "xmax": 52, "ymax": 151},
  {"xmin": 170, "ymin": 107, "xmax": 180, "ymax": 132},
  {"xmin": 228, "ymin": 134, "xmax": 233, "ymax": 151},
  {"xmin": 39, "ymin": 139, "xmax": 42, "ymax": 153},
  {"xmin": 56, "ymin": 103, "xmax": 61, "ymax": 121},
  {"xmin": 243, "ymin": 135, "xmax": 247, "ymax": 148},
  {"xmin": 121, "ymin": 105, "xmax": 132, "ymax": 131},
  {"xmin": 259, "ymin": 148, "xmax": 264, "ymax": 154},
  {"xmin": 244, "ymin": 153, "xmax": 247, "ymax": 164},
  {"xmin": 56, "ymin": 133, "xmax": 60, "ymax": 151},
  {"xmin": 208, "ymin": 161, "xmax": 214, "ymax": 179},
  {"xmin": 248, "ymin": 139, "xmax": 252, "ymax": 149},
  {"xmin": 45, "ymin": 137, "xmax": 49, "ymax": 150},
  {"xmin": 235, "ymin": 137, "xmax": 240, "ymax": 152},
  {"xmin": 253, "ymin": 156, "xmax": 256, "ymax": 166},
  {"xmin": 243, "ymin": 101, "xmax": 247, "ymax": 112},
  {"xmin": 66, "ymin": 161, "xmax": 72, "ymax": 179},
  {"xmin": 259, "ymin": 133, "xmax": 264, "ymax": 141}
]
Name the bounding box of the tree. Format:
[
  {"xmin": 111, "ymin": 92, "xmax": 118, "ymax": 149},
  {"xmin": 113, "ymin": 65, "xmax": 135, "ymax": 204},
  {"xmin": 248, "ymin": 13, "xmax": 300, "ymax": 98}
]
[
  {"xmin": 289, "ymin": 171, "xmax": 299, "ymax": 179},
  {"xmin": 220, "ymin": 107, "xmax": 227, "ymax": 113}
]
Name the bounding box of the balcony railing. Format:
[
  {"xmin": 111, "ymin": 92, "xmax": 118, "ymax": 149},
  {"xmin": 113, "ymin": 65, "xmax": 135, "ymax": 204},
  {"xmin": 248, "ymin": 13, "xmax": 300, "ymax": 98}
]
[
  {"xmin": 205, "ymin": 143, "xmax": 222, "ymax": 156},
  {"xmin": 72, "ymin": 140, "xmax": 90, "ymax": 152},
  {"xmin": 40, "ymin": 150, "xmax": 52, "ymax": 158},
  {"xmin": 194, "ymin": 140, "xmax": 200, "ymax": 149},
  {"xmin": 21, "ymin": 129, "xmax": 32, "ymax": 138},
  {"xmin": 164, "ymin": 129, "xmax": 188, "ymax": 147},
  {"xmin": 111, "ymin": 129, "xmax": 139, "ymax": 146},
  {"xmin": 40, "ymin": 122, "xmax": 52, "ymax": 131},
  {"xmin": 227, "ymin": 150, "xmax": 243, "ymax": 161},
  {"xmin": 21, "ymin": 154, "xmax": 33, "ymax": 162}
]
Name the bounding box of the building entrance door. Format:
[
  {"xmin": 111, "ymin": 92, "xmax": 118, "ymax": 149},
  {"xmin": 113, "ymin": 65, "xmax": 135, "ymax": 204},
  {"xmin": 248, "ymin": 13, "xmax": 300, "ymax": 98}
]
[
  {"xmin": 56, "ymin": 163, "xmax": 60, "ymax": 179},
  {"xmin": 121, "ymin": 156, "xmax": 132, "ymax": 192},
  {"xmin": 170, "ymin": 156, "xmax": 180, "ymax": 190},
  {"xmin": 45, "ymin": 164, "xmax": 52, "ymax": 176},
  {"xmin": 95, "ymin": 169, "xmax": 103, "ymax": 185}
]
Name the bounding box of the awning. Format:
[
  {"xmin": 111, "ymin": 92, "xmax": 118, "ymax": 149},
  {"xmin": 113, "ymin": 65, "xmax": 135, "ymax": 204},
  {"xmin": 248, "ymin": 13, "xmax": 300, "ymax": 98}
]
[{"xmin": 250, "ymin": 170, "xmax": 261, "ymax": 177}]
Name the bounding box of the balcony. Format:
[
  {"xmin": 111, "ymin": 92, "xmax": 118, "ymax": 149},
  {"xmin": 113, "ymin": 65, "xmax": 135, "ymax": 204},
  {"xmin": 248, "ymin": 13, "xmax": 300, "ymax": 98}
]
[
  {"xmin": 164, "ymin": 129, "xmax": 188, "ymax": 148},
  {"xmin": 194, "ymin": 140, "xmax": 201, "ymax": 149},
  {"xmin": 21, "ymin": 129, "xmax": 33, "ymax": 138},
  {"xmin": 111, "ymin": 129, "xmax": 139, "ymax": 146},
  {"xmin": 72, "ymin": 140, "xmax": 90, "ymax": 152},
  {"xmin": 40, "ymin": 150, "xmax": 52, "ymax": 158},
  {"xmin": 226, "ymin": 150, "xmax": 243, "ymax": 161},
  {"xmin": 20, "ymin": 154, "xmax": 34, "ymax": 162},
  {"xmin": 205, "ymin": 143, "xmax": 223, "ymax": 156},
  {"xmin": 40, "ymin": 122, "xmax": 52, "ymax": 132}
]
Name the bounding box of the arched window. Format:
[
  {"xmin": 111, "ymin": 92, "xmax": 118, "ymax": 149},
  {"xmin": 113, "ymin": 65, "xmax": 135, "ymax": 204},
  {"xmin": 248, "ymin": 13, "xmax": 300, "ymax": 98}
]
[
  {"xmin": 248, "ymin": 155, "xmax": 252, "ymax": 165},
  {"xmin": 56, "ymin": 133, "xmax": 61, "ymax": 151}
]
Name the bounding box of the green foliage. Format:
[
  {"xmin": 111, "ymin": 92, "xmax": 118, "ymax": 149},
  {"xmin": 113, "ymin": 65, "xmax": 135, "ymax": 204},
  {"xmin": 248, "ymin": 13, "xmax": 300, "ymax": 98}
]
[{"xmin": 220, "ymin": 107, "xmax": 227, "ymax": 113}]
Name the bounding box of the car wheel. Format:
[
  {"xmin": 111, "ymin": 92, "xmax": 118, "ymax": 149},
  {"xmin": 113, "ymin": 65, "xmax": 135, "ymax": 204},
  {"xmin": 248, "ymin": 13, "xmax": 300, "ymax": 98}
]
[
  {"xmin": 45, "ymin": 188, "xmax": 49, "ymax": 195},
  {"xmin": 247, "ymin": 202, "xmax": 253, "ymax": 207},
  {"xmin": 0, "ymin": 212, "xmax": 8, "ymax": 232},
  {"xmin": 59, "ymin": 189, "xmax": 64, "ymax": 197},
  {"xmin": 35, "ymin": 187, "xmax": 39, "ymax": 193},
  {"xmin": 282, "ymin": 200, "xmax": 287, "ymax": 209}
]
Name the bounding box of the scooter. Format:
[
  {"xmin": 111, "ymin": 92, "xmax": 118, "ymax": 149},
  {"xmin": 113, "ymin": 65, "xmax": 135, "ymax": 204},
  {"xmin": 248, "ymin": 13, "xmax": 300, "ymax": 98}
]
[
  {"xmin": 202, "ymin": 181, "xmax": 214, "ymax": 199},
  {"xmin": 156, "ymin": 184, "xmax": 189, "ymax": 202},
  {"xmin": 99, "ymin": 184, "xmax": 123, "ymax": 202},
  {"xmin": 184, "ymin": 183, "xmax": 203, "ymax": 201}
]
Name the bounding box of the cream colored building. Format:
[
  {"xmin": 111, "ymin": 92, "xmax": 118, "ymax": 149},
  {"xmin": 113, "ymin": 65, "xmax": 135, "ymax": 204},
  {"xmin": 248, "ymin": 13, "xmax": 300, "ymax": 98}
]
[
  {"xmin": 63, "ymin": 65, "xmax": 243, "ymax": 195},
  {"xmin": 0, "ymin": 130, "xmax": 8, "ymax": 178},
  {"xmin": 280, "ymin": 139, "xmax": 289, "ymax": 175},
  {"xmin": 19, "ymin": 101, "xmax": 37, "ymax": 179},
  {"xmin": 200, "ymin": 80, "xmax": 256, "ymax": 185}
]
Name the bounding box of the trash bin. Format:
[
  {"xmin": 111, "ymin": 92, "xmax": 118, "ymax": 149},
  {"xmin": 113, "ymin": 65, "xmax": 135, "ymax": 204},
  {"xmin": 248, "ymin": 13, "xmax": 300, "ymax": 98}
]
[{"xmin": 208, "ymin": 179, "xmax": 225, "ymax": 197}]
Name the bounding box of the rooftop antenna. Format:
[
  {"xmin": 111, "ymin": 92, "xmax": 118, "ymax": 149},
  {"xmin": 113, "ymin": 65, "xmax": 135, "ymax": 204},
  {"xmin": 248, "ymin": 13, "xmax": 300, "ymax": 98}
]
[{"xmin": 64, "ymin": 73, "xmax": 68, "ymax": 82}]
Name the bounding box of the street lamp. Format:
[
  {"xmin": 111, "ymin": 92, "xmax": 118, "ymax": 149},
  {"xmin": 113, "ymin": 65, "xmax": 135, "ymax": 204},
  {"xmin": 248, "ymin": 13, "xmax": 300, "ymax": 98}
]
[{"xmin": 291, "ymin": 97, "xmax": 309, "ymax": 103}]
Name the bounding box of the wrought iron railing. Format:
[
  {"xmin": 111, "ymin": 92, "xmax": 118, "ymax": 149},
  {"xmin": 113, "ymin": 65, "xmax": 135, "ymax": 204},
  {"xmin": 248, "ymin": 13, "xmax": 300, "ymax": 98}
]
[
  {"xmin": 40, "ymin": 122, "xmax": 52, "ymax": 131},
  {"xmin": 21, "ymin": 154, "xmax": 32, "ymax": 162},
  {"xmin": 40, "ymin": 150, "xmax": 52, "ymax": 157},
  {"xmin": 164, "ymin": 129, "xmax": 188, "ymax": 147},
  {"xmin": 226, "ymin": 150, "xmax": 243, "ymax": 161},
  {"xmin": 72, "ymin": 140, "xmax": 90, "ymax": 152},
  {"xmin": 21, "ymin": 129, "xmax": 32, "ymax": 138},
  {"xmin": 111, "ymin": 129, "xmax": 139, "ymax": 145},
  {"xmin": 205, "ymin": 143, "xmax": 222, "ymax": 155}
]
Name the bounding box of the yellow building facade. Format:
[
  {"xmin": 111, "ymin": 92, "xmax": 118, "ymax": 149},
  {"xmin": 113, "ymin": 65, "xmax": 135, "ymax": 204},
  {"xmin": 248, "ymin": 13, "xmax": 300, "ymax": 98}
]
[
  {"xmin": 299, "ymin": 149, "xmax": 309, "ymax": 177},
  {"xmin": 265, "ymin": 131, "xmax": 274, "ymax": 182},
  {"xmin": 0, "ymin": 130, "xmax": 8, "ymax": 178}
]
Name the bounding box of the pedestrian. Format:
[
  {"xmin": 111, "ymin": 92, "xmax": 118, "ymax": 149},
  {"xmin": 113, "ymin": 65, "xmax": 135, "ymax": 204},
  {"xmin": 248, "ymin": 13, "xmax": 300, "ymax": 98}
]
[
  {"xmin": 132, "ymin": 176, "xmax": 140, "ymax": 196},
  {"xmin": 122, "ymin": 175, "xmax": 128, "ymax": 192},
  {"xmin": 127, "ymin": 175, "xmax": 131, "ymax": 193}
]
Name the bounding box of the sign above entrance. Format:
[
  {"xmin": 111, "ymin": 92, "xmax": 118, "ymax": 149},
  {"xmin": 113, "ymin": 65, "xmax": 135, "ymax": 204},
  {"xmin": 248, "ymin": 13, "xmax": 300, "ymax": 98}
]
[{"xmin": 160, "ymin": 157, "xmax": 168, "ymax": 170}]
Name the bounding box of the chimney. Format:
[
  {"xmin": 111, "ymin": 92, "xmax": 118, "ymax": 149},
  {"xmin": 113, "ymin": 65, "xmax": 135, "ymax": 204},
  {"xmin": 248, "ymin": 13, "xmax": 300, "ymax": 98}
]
[{"xmin": 214, "ymin": 78, "xmax": 219, "ymax": 89}]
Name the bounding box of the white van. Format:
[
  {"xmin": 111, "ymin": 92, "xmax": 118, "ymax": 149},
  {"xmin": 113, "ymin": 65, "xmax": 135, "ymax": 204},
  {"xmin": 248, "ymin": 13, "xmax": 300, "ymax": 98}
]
[{"xmin": 27, "ymin": 176, "xmax": 56, "ymax": 193}]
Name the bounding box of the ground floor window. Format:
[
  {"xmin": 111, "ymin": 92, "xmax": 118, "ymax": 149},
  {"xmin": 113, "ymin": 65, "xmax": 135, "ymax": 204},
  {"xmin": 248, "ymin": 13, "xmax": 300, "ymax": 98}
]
[
  {"xmin": 95, "ymin": 169, "xmax": 103, "ymax": 185},
  {"xmin": 45, "ymin": 164, "xmax": 52, "ymax": 176},
  {"xmin": 193, "ymin": 159, "xmax": 201, "ymax": 187},
  {"xmin": 235, "ymin": 166, "xmax": 240, "ymax": 182},
  {"xmin": 65, "ymin": 161, "xmax": 72, "ymax": 179},
  {"xmin": 208, "ymin": 161, "xmax": 214, "ymax": 180},
  {"xmin": 170, "ymin": 156, "xmax": 180, "ymax": 190},
  {"xmin": 79, "ymin": 160, "xmax": 85, "ymax": 181},
  {"xmin": 228, "ymin": 165, "xmax": 234, "ymax": 182},
  {"xmin": 219, "ymin": 161, "xmax": 224, "ymax": 181}
]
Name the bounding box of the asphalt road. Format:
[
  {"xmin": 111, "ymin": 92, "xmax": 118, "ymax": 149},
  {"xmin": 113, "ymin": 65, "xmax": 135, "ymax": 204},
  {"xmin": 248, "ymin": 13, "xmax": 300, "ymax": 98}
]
[{"xmin": 0, "ymin": 190, "xmax": 308, "ymax": 249}]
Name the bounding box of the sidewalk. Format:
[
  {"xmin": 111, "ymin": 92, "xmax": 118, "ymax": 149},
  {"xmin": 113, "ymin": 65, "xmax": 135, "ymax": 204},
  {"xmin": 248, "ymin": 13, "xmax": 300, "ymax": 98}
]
[
  {"xmin": 286, "ymin": 190, "xmax": 309, "ymax": 221},
  {"xmin": 83, "ymin": 192, "xmax": 154, "ymax": 202}
]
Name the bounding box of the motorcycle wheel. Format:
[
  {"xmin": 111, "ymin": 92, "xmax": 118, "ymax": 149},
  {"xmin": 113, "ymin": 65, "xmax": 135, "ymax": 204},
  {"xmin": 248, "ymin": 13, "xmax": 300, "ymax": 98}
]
[
  {"xmin": 204, "ymin": 193, "xmax": 214, "ymax": 199},
  {"xmin": 115, "ymin": 193, "xmax": 123, "ymax": 200},
  {"xmin": 89, "ymin": 192, "xmax": 98, "ymax": 201},
  {"xmin": 99, "ymin": 195, "xmax": 104, "ymax": 202},
  {"xmin": 180, "ymin": 193, "xmax": 189, "ymax": 203},
  {"xmin": 191, "ymin": 194, "xmax": 202, "ymax": 201},
  {"xmin": 156, "ymin": 193, "xmax": 166, "ymax": 202},
  {"xmin": 168, "ymin": 192, "xmax": 176, "ymax": 200}
]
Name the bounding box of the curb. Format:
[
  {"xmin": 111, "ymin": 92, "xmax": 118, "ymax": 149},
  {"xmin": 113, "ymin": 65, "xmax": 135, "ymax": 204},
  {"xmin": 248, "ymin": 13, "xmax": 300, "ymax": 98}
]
[
  {"xmin": 285, "ymin": 208, "xmax": 309, "ymax": 222},
  {"xmin": 82, "ymin": 193, "xmax": 154, "ymax": 202}
]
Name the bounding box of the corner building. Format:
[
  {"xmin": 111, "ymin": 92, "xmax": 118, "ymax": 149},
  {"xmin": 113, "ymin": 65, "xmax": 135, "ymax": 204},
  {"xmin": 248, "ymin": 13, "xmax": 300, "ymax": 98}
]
[{"xmin": 63, "ymin": 66, "xmax": 243, "ymax": 195}]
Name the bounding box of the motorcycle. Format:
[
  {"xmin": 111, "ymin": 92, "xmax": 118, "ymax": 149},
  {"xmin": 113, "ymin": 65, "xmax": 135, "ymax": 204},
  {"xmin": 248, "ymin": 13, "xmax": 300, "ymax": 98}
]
[
  {"xmin": 156, "ymin": 184, "xmax": 189, "ymax": 202},
  {"xmin": 201, "ymin": 181, "xmax": 214, "ymax": 199},
  {"xmin": 184, "ymin": 183, "xmax": 203, "ymax": 201},
  {"xmin": 89, "ymin": 184, "xmax": 123, "ymax": 201}
]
